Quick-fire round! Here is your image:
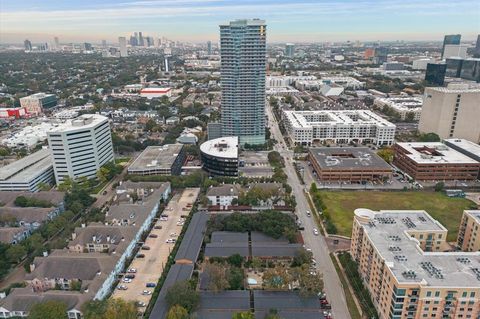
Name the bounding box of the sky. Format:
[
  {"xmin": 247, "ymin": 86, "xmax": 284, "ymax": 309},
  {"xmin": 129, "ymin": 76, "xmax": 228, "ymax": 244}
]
[{"xmin": 1, "ymin": 0, "xmax": 479, "ymax": 44}]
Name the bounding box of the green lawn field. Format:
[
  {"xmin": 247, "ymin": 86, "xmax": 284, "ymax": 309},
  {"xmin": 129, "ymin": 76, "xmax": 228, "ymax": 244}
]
[{"xmin": 320, "ymin": 191, "xmax": 476, "ymax": 241}]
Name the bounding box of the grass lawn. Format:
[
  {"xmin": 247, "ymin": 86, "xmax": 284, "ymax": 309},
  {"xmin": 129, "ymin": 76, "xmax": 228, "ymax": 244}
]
[{"xmin": 321, "ymin": 190, "xmax": 476, "ymax": 241}]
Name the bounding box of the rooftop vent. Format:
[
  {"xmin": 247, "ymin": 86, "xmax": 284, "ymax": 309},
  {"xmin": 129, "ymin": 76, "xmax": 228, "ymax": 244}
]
[{"xmin": 420, "ymin": 262, "xmax": 444, "ymax": 279}]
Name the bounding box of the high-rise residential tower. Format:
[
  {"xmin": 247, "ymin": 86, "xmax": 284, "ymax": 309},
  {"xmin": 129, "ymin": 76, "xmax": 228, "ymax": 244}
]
[
  {"xmin": 220, "ymin": 19, "xmax": 267, "ymax": 146},
  {"xmin": 441, "ymin": 34, "xmax": 461, "ymax": 58},
  {"xmin": 24, "ymin": 39, "xmax": 32, "ymax": 51},
  {"xmin": 118, "ymin": 37, "xmax": 128, "ymax": 57},
  {"xmin": 54, "ymin": 37, "xmax": 60, "ymax": 50},
  {"xmin": 285, "ymin": 43, "xmax": 295, "ymax": 57},
  {"xmin": 207, "ymin": 40, "xmax": 212, "ymax": 55}
]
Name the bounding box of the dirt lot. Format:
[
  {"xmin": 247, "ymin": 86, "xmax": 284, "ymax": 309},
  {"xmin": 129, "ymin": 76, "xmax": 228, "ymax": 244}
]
[{"xmin": 112, "ymin": 188, "xmax": 200, "ymax": 309}]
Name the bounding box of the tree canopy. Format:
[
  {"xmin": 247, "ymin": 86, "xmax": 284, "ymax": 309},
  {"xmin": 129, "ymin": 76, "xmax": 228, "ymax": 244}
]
[
  {"xmin": 29, "ymin": 300, "xmax": 68, "ymax": 319},
  {"xmin": 165, "ymin": 280, "xmax": 200, "ymax": 313}
]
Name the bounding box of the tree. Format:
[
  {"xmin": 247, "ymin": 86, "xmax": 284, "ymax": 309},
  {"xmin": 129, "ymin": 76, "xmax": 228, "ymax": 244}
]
[
  {"xmin": 419, "ymin": 132, "xmax": 440, "ymax": 142},
  {"xmin": 29, "ymin": 300, "xmax": 68, "ymax": 319},
  {"xmin": 232, "ymin": 311, "xmax": 255, "ymax": 319},
  {"xmin": 377, "ymin": 148, "xmax": 394, "ymax": 164},
  {"xmin": 227, "ymin": 267, "xmax": 244, "ymax": 290},
  {"xmin": 227, "ymin": 254, "xmax": 243, "ymax": 267},
  {"xmin": 82, "ymin": 299, "xmax": 137, "ymax": 319},
  {"xmin": 6, "ymin": 244, "xmax": 26, "ymax": 263},
  {"xmin": 166, "ymin": 305, "xmax": 190, "ymax": 319},
  {"xmin": 434, "ymin": 182, "xmax": 445, "ymax": 192},
  {"xmin": 205, "ymin": 262, "xmax": 229, "ymax": 292},
  {"xmin": 263, "ymin": 265, "xmax": 292, "ymax": 290},
  {"xmin": 264, "ymin": 309, "xmax": 282, "ymax": 319},
  {"xmin": 165, "ymin": 280, "xmax": 200, "ymax": 313},
  {"xmin": 291, "ymin": 248, "xmax": 313, "ymax": 267},
  {"xmin": 292, "ymin": 265, "xmax": 324, "ymax": 297}
]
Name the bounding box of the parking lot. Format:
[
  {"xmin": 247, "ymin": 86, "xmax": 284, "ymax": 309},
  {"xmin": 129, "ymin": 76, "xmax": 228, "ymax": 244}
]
[{"xmin": 112, "ymin": 188, "xmax": 200, "ymax": 310}]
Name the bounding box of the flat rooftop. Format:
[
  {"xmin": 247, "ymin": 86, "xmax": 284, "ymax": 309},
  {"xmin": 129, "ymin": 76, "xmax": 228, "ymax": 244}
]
[
  {"xmin": 465, "ymin": 210, "xmax": 480, "ymax": 223},
  {"xmin": 128, "ymin": 144, "xmax": 184, "ymax": 172},
  {"xmin": 444, "ymin": 139, "xmax": 480, "ymax": 161},
  {"xmin": 284, "ymin": 110, "xmax": 395, "ymax": 129},
  {"xmin": 355, "ymin": 209, "xmax": 480, "ymax": 287},
  {"xmin": 200, "ymin": 136, "xmax": 238, "ymax": 159},
  {"xmin": 0, "ymin": 149, "xmax": 52, "ymax": 181},
  {"xmin": 395, "ymin": 142, "xmax": 479, "ymax": 164},
  {"xmin": 309, "ymin": 147, "xmax": 392, "ymax": 170},
  {"xmin": 49, "ymin": 114, "xmax": 108, "ymax": 132}
]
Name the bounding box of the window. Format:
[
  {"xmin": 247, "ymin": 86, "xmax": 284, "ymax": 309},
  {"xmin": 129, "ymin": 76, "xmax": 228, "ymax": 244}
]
[
  {"xmin": 426, "ymin": 291, "xmax": 432, "ymax": 297},
  {"xmin": 435, "ymin": 291, "xmax": 440, "ymax": 297}
]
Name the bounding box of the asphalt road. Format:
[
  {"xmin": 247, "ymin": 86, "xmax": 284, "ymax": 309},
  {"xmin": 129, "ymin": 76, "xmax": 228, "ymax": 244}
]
[{"xmin": 266, "ymin": 103, "xmax": 351, "ymax": 319}]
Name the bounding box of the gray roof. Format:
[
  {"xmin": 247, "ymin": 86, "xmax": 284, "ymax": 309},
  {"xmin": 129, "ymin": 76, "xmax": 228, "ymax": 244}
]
[
  {"xmin": 206, "ymin": 184, "xmax": 241, "ymax": 197},
  {"xmin": 0, "ymin": 149, "xmax": 52, "ymax": 182},
  {"xmin": 309, "ymin": 147, "xmax": 392, "ymax": 170},
  {"xmin": 26, "ymin": 251, "xmax": 116, "ymax": 281},
  {"xmin": 194, "ymin": 291, "xmax": 250, "ymax": 319},
  {"xmin": 0, "ymin": 191, "xmax": 64, "ymax": 207},
  {"xmin": 211, "ymin": 231, "xmax": 248, "ymax": 243},
  {"xmin": 68, "ymin": 223, "xmax": 137, "ymax": 250},
  {"xmin": 175, "ymin": 212, "xmax": 208, "ymax": 262},
  {"xmin": 0, "ymin": 227, "xmax": 28, "ymax": 243},
  {"xmin": 0, "ymin": 207, "xmax": 57, "ymax": 223},
  {"xmin": 128, "ymin": 144, "xmax": 183, "ymax": 172},
  {"xmin": 205, "ymin": 231, "xmax": 249, "ymax": 258},
  {"xmin": 149, "ymin": 264, "xmax": 194, "ymax": 319},
  {"xmin": 254, "ymin": 291, "xmax": 324, "ymax": 319},
  {"xmin": 116, "ymin": 181, "xmax": 170, "ymax": 193},
  {"xmin": 251, "ymin": 243, "xmax": 303, "ymax": 258}
]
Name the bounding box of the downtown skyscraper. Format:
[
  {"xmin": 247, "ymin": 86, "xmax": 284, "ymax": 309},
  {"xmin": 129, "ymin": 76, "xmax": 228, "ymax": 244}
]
[{"xmin": 220, "ymin": 19, "xmax": 267, "ymax": 146}]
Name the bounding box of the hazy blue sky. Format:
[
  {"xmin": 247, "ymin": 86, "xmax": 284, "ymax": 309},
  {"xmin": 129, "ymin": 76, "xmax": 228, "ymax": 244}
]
[{"xmin": 1, "ymin": 0, "xmax": 479, "ymax": 43}]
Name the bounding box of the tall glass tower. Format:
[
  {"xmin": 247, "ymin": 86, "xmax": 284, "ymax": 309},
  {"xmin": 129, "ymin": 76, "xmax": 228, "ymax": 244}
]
[
  {"xmin": 442, "ymin": 34, "xmax": 461, "ymax": 59},
  {"xmin": 220, "ymin": 19, "xmax": 266, "ymax": 146}
]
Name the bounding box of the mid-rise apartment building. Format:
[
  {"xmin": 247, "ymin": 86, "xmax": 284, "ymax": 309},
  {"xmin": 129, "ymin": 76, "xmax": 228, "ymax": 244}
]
[
  {"xmin": 418, "ymin": 85, "xmax": 480, "ymax": 143},
  {"xmin": 458, "ymin": 210, "xmax": 480, "ymax": 252},
  {"xmin": 351, "ymin": 208, "xmax": 480, "ymax": 319},
  {"xmin": 283, "ymin": 110, "xmax": 396, "ymax": 146},
  {"xmin": 47, "ymin": 114, "xmax": 114, "ymax": 182}
]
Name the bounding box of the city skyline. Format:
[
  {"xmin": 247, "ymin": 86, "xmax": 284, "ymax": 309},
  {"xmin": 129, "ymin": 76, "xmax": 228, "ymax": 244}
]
[{"xmin": 1, "ymin": 0, "xmax": 479, "ymax": 43}]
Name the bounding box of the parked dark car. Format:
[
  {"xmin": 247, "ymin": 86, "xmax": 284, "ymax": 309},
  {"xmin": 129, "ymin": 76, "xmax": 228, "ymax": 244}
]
[{"xmin": 136, "ymin": 254, "xmax": 145, "ymax": 258}]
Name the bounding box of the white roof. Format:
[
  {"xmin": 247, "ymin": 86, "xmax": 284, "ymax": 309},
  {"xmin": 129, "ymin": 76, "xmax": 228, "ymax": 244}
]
[
  {"xmin": 444, "ymin": 139, "xmax": 480, "ymax": 159},
  {"xmin": 49, "ymin": 114, "xmax": 108, "ymax": 133},
  {"xmin": 200, "ymin": 136, "xmax": 238, "ymax": 159},
  {"xmin": 396, "ymin": 142, "xmax": 479, "ymax": 164}
]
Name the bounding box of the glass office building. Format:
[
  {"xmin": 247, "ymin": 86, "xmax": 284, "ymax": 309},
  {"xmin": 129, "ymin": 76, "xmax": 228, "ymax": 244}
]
[
  {"xmin": 446, "ymin": 58, "xmax": 463, "ymax": 78},
  {"xmin": 220, "ymin": 19, "xmax": 266, "ymax": 146},
  {"xmin": 425, "ymin": 63, "xmax": 447, "ymax": 86},
  {"xmin": 460, "ymin": 59, "xmax": 480, "ymax": 83},
  {"xmin": 442, "ymin": 34, "xmax": 461, "ymax": 58}
]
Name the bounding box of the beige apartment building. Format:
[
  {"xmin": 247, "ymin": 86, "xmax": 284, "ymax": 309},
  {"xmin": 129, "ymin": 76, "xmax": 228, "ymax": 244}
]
[
  {"xmin": 458, "ymin": 210, "xmax": 480, "ymax": 252},
  {"xmin": 351, "ymin": 209, "xmax": 480, "ymax": 319},
  {"xmin": 418, "ymin": 84, "xmax": 480, "ymax": 143}
]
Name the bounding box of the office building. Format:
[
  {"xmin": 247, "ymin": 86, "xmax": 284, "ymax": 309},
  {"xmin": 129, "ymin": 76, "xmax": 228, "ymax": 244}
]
[
  {"xmin": 444, "ymin": 138, "xmax": 480, "ymax": 163},
  {"xmin": 373, "ymin": 47, "xmax": 388, "ymax": 64},
  {"xmin": 220, "ymin": 19, "xmax": 267, "ymax": 146},
  {"xmin": 418, "ymin": 85, "xmax": 480, "ymax": 142},
  {"xmin": 424, "ymin": 63, "xmax": 447, "ymax": 86},
  {"xmin": 139, "ymin": 87, "xmax": 171, "ymax": 99},
  {"xmin": 19, "ymin": 93, "xmax": 57, "ymax": 115},
  {"xmin": 383, "ymin": 62, "xmax": 404, "ymax": 71},
  {"xmin": 128, "ymin": 144, "xmax": 185, "ymax": 176},
  {"xmin": 24, "ymin": 39, "xmax": 32, "ymax": 51},
  {"xmin": 285, "ymin": 43, "xmax": 295, "ymax": 57},
  {"xmin": 442, "ymin": 34, "xmax": 461, "ymax": 58},
  {"xmin": 138, "ymin": 31, "xmax": 144, "ymax": 46},
  {"xmin": 392, "ymin": 142, "xmax": 480, "ymax": 181},
  {"xmin": 475, "ymin": 35, "xmax": 480, "ymax": 57},
  {"xmin": 0, "ymin": 149, "xmax": 54, "ymax": 192},
  {"xmin": 374, "ymin": 96, "xmax": 423, "ymax": 120},
  {"xmin": 129, "ymin": 35, "xmax": 137, "ymax": 47},
  {"xmin": 83, "ymin": 43, "xmax": 92, "ymax": 51},
  {"xmin": 47, "ymin": 114, "xmax": 114, "ymax": 182},
  {"xmin": 200, "ymin": 136, "xmax": 239, "ymax": 176},
  {"xmin": 364, "ymin": 48, "xmax": 375, "ymax": 59},
  {"xmin": 351, "ymin": 208, "xmax": 480, "ymax": 319},
  {"xmin": 459, "ymin": 58, "xmax": 480, "ymax": 82},
  {"xmin": 283, "ymin": 110, "xmax": 396, "ymax": 146},
  {"xmin": 207, "ymin": 40, "xmax": 212, "ymax": 55},
  {"xmin": 443, "ymin": 44, "xmax": 468, "ymax": 59},
  {"xmin": 308, "ymin": 147, "xmax": 392, "ymax": 183},
  {"xmin": 118, "ymin": 37, "xmax": 127, "ymax": 57},
  {"xmin": 457, "ymin": 210, "xmax": 480, "ymax": 251},
  {"xmin": 101, "ymin": 39, "xmax": 107, "ymax": 48},
  {"xmin": 412, "ymin": 58, "xmax": 435, "ymax": 70},
  {"xmin": 54, "ymin": 37, "xmax": 59, "ymax": 50},
  {"xmin": 446, "ymin": 57, "xmax": 464, "ymax": 77}
]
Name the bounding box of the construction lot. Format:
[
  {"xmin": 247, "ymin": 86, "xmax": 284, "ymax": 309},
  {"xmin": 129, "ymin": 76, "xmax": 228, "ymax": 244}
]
[{"xmin": 112, "ymin": 188, "xmax": 200, "ymax": 310}]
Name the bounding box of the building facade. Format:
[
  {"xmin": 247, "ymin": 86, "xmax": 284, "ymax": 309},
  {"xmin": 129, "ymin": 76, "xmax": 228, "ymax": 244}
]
[
  {"xmin": 0, "ymin": 149, "xmax": 54, "ymax": 192},
  {"xmin": 19, "ymin": 93, "xmax": 57, "ymax": 115},
  {"xmin": 425, "ymin": 63, "xmax": 446, "ymax": 86},
  {"xmin": 118, "ymin": 37, "xmax": 127, "ymax": 57},
  {"xmin": 47, "ymin": 114, "xmax": 114, "ymax": 183},
  {"xmin": 418, "ymin": 85, "xmax": 480, "ymax": 143},
  {"xmin": 457, "ymin": 210, "xmax": 480, "ymax": 252},
  {"xmin": 441, "ymin": 34, "xmax": 461, "ymax": 58},
  {"xmin": 392, "ymin": 142, "xmax": 480, "ymax": 181},
  {"xmin": 283, "ymin": 110, "xmax": 396, "ymax": 146},
  {"xmin": 351, "ymin": 208, "xmax": 480, "ymax": 319},
  {"xmin": 220, "ymin": 19, "xmax": 266, "ymax": 145},
  {"xmin": 200, "ymin": 136, "xmax": 239, "ymax": 176}
]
